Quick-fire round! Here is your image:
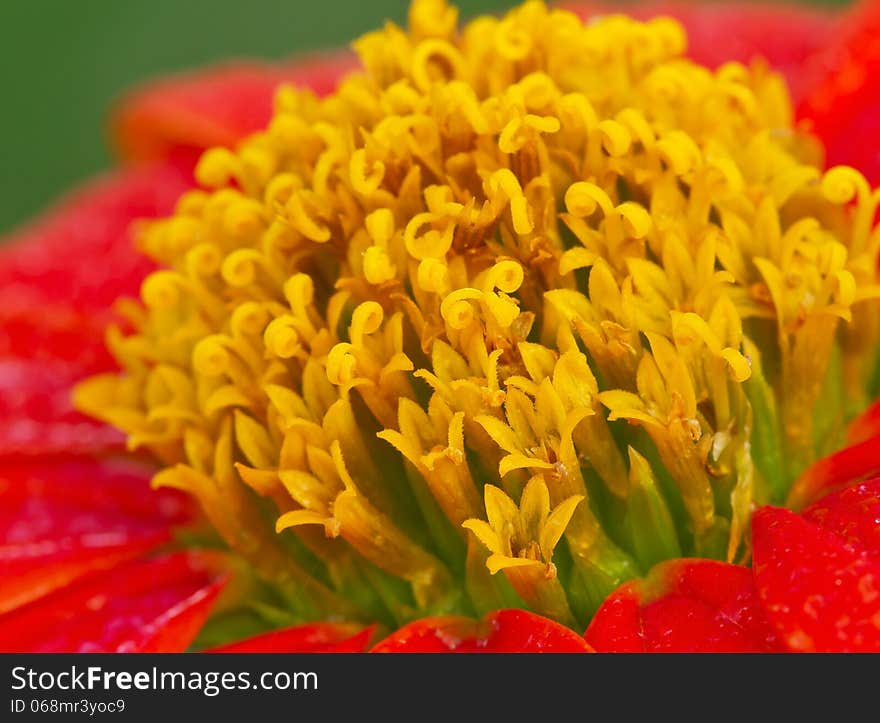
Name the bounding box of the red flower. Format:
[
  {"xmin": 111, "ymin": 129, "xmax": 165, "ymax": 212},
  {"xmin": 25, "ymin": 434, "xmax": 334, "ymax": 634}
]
[{"xmin": 4, "ymin": 0, "xmax": 880, "ymax": 653}]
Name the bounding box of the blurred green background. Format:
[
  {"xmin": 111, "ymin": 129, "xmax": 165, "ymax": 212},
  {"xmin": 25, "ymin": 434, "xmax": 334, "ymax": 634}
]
[{"xmin": 0, "ymin": 0, "xmax": 847, "ymax": 235}]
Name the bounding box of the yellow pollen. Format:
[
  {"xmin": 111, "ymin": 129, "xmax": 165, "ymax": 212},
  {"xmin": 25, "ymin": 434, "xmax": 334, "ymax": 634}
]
[{"xmin": 75, "ymin": 0, "xmax": 880, "ymax": 629}]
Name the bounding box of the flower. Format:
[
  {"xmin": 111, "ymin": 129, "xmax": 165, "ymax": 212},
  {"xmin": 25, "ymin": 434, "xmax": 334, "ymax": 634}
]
[
  {"xmin": 4, "ymin": 0, "xmax": 880, "ymax": 653},
  {"xmin": 463, "ymin": 477, "xmax": 584, "ymax": 626}
]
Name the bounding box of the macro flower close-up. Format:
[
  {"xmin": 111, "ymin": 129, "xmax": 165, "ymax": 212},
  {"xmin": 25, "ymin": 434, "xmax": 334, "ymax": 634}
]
[{"xmin": 4, "ymin": 0, "xmax": 880, "ymax": 654}]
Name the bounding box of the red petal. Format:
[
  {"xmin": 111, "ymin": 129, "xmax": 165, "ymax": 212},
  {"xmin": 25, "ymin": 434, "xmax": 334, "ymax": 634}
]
[
  {"xmin": 0, "ymin": 552, "xmax": 224, "ymax": 652},
  {"xmin": 371, "ymin": 609, "xmax": 593, "ymax": 652},
  {"xmin": 113, "ymin": 54, "xmax": 356, "ymax": 163},
  {"xmin": 0, "ymin": 358, "xmax": 93, "ymax": 423},
  {"xmin": 803, "ymin": 477, "xmax": 880, "ymax": 555},
  {"xmin": 752, "ymin": 506, "xmax": 880, "ymax": 652},
  {"xmin": 847, "ymin": 399, "xmax": 880, "ymax": 446},
  {"xmin": 210, "ymin": 623, "xmax": 374, "ymax": 653},
  {"xmin": 564, "ymin": 1, "xmax": 837, "ymax": 101},
  {"xmin": 797, "ymin": 0, "xmax": 880, "ymax": 181},
  {"xmin": 0, "ymin": 535, "xmax": 166, "ymax": 618},
  {"xmin": 582, "ymin": 583, "xmax": 646, "ymax": 652},
  {"xmin": 0, "ymin": 419, "xmax": 124, "ymax": 459},
  {"xmin": 0, "ymin": 165, "xmax": 190, "ymax": 457},
  {"xmin": 0, "ymin": 359, "xmax": 121, "ymax": 455},
  {"xmin": 585, "ymin": 558, "xmax": 781, "ymax": 652},
  {"xmin": 0, "ymin": 305, "xmax": 115, "ymax": 373},
  {"xmin": 0, "ymin": 456, "xmax": 192, "ymax": 613},
  {"xmin": 786, "ymin": 433, "xmax": 880, "ymax": 510},
  {"xmin": 0, "ymin": 457, "xmax": 191, "ymax": 537},
  {"xmin": 0, "ymin": 163, "xmax": 189, "ymax": 314}
]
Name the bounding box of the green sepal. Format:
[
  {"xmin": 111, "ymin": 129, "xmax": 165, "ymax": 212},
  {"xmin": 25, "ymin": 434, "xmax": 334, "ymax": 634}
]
[
  {"xmin": 622, "ymin": 448, "xmax": 682, "ymax": 570},
  {"xmin": 812, "ymin": 342, "xmax": 846, "ymax": 460},
  {"xmin": 693, "ymin": 517, "xmax": 730, "ymax": 560},
  {"xmin": 564, "ymin": 535, "xmax": 639, "ymax": 625},
  {"xmin": 464, "ymin": 535, "xmax": 524, "ymax": 616},
  {"xmin": 361, "ymin": 566, "xmax": 419, "ymax": 627},
  {"xmin": 869, "ymin": 344, "xmax": 880, "ymax": 400},
  {"xmin": 317, "ymin": 553, "xmax": 401, "ymax": 629},
  {"xmin": 189, "ymin": 608, "xmax": 279, "ymax": 651},
  {"xmin": 402, "ymin": 460, "xmax": 467, "ymax": 576},
  {"xmin": 744, "ymin": 354, "xmax": 786, "ymax": 503}
]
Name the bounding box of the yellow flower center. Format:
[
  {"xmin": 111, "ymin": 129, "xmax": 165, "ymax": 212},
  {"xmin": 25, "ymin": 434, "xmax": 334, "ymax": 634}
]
[{"xmin": 76, "ymin": 0, "xmax": 880, "ymax": 629}]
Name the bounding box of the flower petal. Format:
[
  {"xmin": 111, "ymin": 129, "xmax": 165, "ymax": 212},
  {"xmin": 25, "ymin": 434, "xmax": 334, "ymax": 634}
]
[
  {"xmin": 371, "ymin": 609, "xmax": 593, "ymax": 652},
  {"xmin": 0, "ymin": 419, "xmax": 123, "ymax": 459},
  {"xmin": 803, "ymin": 477, "xmax": 880, "ymax": 555},
  {"xmin": 0, "ymin": 535, "xmax": 165, "ymax": 619},
  {"xmin": 786, "ymin": 433, "xmax": 880, "ymax": 510},
  {"xmin": 113, "ymin": 55, "xmax": 356, "ymax": 163},
  {"xmin": 583, "ymin": 582, "xmax": 645, "ymax": 652},
  {"xmin": 0, "ymin": 164, "xmax": 192, "ymax": 456},
  {"xmin": 796, "ymin": 0, "xmax": 880, "ymax": 181},
  {"xmin": 0, "ymin": 457, "xmax": 193, "ymax": 614},
  {"xmin": 847, "ymin": 399, "xmax": 880, "ymax": 446},
  {"xmin": 585, "ymin": 558, "xmax": 781, "ymax": 652},
  {"xmin": 0, "ymin": 359, "xmax": 125, "ymax": 457},
  {"xmin": 0, "ymin": 457, "xmax": 192, "ymax": 538},
  {"xmin": 752, "ymin": 506, "xmax": 880, "ymax": 652},
  {"xmin": 0, "ymin": 552, "xmax": 224, "ymax": 652},
  {"xmin": 209, "ymin": 623, "xmax": 374, "ymax": 653},
  {"xmin": 0, "ymin": 163, "xmax": 190, "ymax": 313},
  {"xmin": 0, "ymin": 305, "xmax": 114, "ymax": 373}
]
